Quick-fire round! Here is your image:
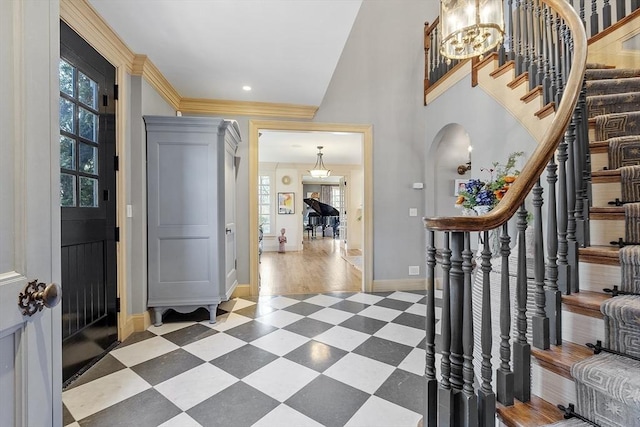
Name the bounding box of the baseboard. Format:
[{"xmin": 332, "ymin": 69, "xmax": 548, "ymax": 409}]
[
  {"xmin": 231, "ymin": 283, "xmax": 252, "ymax": 298},
  {"xmin": 372, "ymin": 278, "xmax": 427, "ymax": 292},
  {"xmin": 132, "ymin": 311, "xmax": 152, "ymax": 332},
  {"xmin": 120, "ymin": 316, "xmax": 135, "ymax": 342}
]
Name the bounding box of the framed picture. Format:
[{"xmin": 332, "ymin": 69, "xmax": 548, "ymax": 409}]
[
  {"xmin": 454, "ymin": 179, "xmax": 469, "ymax": 196},
  {"xmin": 278, "ymin": 192, "xmax": 295, "ymax": 214}
]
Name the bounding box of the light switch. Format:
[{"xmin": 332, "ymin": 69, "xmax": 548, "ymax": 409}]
[{"xmin": 409, "ymin": 208, "xmax": 418, "ymax": 217}]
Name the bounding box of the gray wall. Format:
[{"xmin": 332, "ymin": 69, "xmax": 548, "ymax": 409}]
[
  {"xmin": 129, "ymin": 76, "xmax": 176, "ymax": 314},
  {"xmin": 312, "ymin": 0, "xmax": 436, "ymax": 280}
]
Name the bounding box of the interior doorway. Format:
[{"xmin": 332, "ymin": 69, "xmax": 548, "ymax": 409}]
[{"xmin": 249, "ymin": 121, "xmax": 373, "ymax": 296}]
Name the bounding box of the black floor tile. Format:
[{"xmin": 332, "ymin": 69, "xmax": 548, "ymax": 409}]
[
  {"xmin": 62, "ymin": 403, "xmax": 75, "ymax": 426},
  {"xmin": 392, "ymin": 312, "xmax": 428, "ymax": 330},
  {"xmin": 223, "ymin": 320, "xmax": 278, "ymax": 342},
  {"xmin": 77, "ymin": 388, "xmax": 181, "ymax": 427},
  {"xmin": 374, "ymin": 369, "xmax": 425, "ymax": 415},
  {"xmin": 64, "ymin": 354, "xmax": 126, "ymax": 390},
  {"xmin": 330, "ymin": 299, "xmax": 369, "ymax": 314},
  {"xmin": 161, "ymin": 323, "xmax": 218, "ymax": 347},
  {"xmin": 374, "ymin": 298, "xmax": 413, "ymax": 311},
  {"xmin": 284, "ymin": 340, "xmax": 348, "ymax": 372},
  {"xmin": 210, "ymin": 344, "xmax": 279, "ymax": 378},
  {"xmin": 233, "ymin": 303, "xmax": 276, "ymax": 319},
  {"xmin": 282, "ymin": 301, "xmax": 324, "ymax": 316},
  {"xmin": 187, "ymin": 382, "xmax": 278, "ymax": 427},
  {"xmin": 352, "ymin": 336, "xmax": 413, "ymax": 367},
  {"xmin": 115, "ymin": 331, "xmax": 156, "ymax": 349},
  {"xmin": 283, "ymin": 317, "xmax": 334, "ymax": 338},
  {"xmin": 130, "ymin": 349, "xmax": 205, "ymax": 386},
  {"xmin": 339, "ymin": 314, "xmax": 387, "ymax": 335},
  {"xmin": 285, "ymin": 375, "xmax": 369, "ymax": 427}
]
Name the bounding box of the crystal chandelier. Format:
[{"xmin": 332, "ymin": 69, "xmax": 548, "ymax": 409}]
[
  {"xmin": 440, "ymin": 0, "xmax": 504, "ymax": 60},
  {"xmin": 309, "ymin": 146, "xmax": 331, "ymax": 178}
]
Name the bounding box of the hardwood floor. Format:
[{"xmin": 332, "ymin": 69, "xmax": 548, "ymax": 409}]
[{"xmin": 259, "ymin": 237, "xmax": 362, "ymax": 296}]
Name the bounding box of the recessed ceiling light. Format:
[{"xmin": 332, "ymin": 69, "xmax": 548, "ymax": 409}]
[{"xmin": 242, "ymin": 85, "xmax": 252, "ymax": 91}]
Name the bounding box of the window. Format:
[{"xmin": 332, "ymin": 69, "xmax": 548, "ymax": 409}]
[
  {"xmin": 258, "ymin": 175, "xmax": 272, "ymax": 234},
  {"xmin": 331, "ymin": 186, "xmax": 342, "ymax": 214}
]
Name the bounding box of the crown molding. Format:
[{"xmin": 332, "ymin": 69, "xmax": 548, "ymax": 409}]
[
  {"xmin": 132, "ymin": 55, "xmax": 181, "ymax": 110},
  {"xmin": 179, "ymin": 98, "xmax": 318, "ymax": 119},
  {"xmin": 60, "ymin": 0, "xmax": 135, "ymax": 72}
]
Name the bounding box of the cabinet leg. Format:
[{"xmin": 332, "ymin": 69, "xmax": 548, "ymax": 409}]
[
  {"xmin": 208, "ymin": 304, "xmax": 218, "ymax": 324},
  {"xmin": 153, "ymin": 308, "xmax": 163, "ymax": 327}
]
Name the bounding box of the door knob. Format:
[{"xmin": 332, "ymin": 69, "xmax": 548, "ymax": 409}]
[{"xmin": 18, "ymin": 280, "xmax": 61, "ymax": 316}]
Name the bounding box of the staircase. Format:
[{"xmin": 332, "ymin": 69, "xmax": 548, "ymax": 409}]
[{"xmin": 544, "ymin": 65, "xmax": 640, "ymax": 426}]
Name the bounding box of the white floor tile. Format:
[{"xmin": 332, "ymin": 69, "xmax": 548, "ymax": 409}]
[
  {"xmin": 110, "ymin": 336, "xmax": 179, "ymax": 367},
  {"xmin": 253, "ymin": 404, "xmax": 324, "ymax": 427},
  {"xmin": 397, "ymin": 348, "xmax": 425, "ymax": 376},
  {"xmin": 147, "ymin": 321, "xmax": 194, "ymax": 336},
  {"xmin": 250, "ymin": 329, "xmax": 309, "ymax": 356},
  {"xmin": 387, "ymin": 291, "xmax": 423, "ymax": 303},
  {"xmin": 255, "ymin": 310, "xmax": 304, "ymax": 328},
  {"xmin": 357, "ymin": 305, "xmax": 402, "ymax": 322},
  {"xmin": 346, "ymin": 293, "xmax": 385, "ymax": 305},
  {"xmin": 64, "ymin": 423, "xmax": 80, "ymax": 427},
  {"xmin": 374, "ymin": 323, "xmax": 425, "ymax": 347},
  {"xmin": 266, "ymin": 296, "xmax": 300, "ymax": 309},
  {"xmin": 243, "ymin": 358, "xmax": 319, "ymax": 402},
  {"xmin": 62, "ymin": 368, "xmax": 150, "ymax": 421},
  {"xmin": 324, "ymin": 353, "xmax": 395, "ymax": 394},
  {"xmin": 303, "ymin": 294, "xmax": 344, "ymax": 307},
  {"xmin": 345, "ymin": 395, "xmax": 422, "ymax": 427},
  {"xmin": 182, "ymin": 332, "xmax": 246, "ymax": 361},
  {"xmin": 207, "ymin": 312, "xmax": 252, "ymax": 331},
  {"xmin": 158, "ymin": 412, "xmax": 203, "ymax": 427},
  {"xmin": 219, "ymin": 298, "xmax": 255, "ymax": 312},
  {"xmin": 155, "ymin": 363, "xmax": 238, "ymax": 411},
  {"xmin": 314, "ymin": 326, "xmax": 370, "ymax": 352},
  {"xmin": 405, "ymin": 303, "xmax": 426, "ymax": 317},
  {"xmin": 308, "ymin": 307, "xmax": 354, "ymax": 325}
]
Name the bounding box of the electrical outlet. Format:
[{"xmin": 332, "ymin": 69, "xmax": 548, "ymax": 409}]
[{"xmin": 409, "ymin": 266, "xmax": 420, "ymax": 275}]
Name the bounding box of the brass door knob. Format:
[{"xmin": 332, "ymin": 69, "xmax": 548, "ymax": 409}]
[{"xmin": 18, "ymin": 280, "xmax": 62, "ymax": 316}]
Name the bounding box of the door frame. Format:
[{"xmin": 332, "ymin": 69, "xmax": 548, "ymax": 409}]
[{"xmin": 249, "ymin": 120, "xmax": 373, "ymax": 295}]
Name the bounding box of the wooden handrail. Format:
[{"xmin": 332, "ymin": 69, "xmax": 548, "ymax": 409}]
[
  {"xmin": 425, "ymin": 17, "xmax": 439, "ymax": 36},
  {"xmin": 424, "ymin": 0, "xmax": 588, "ymax": 232}
]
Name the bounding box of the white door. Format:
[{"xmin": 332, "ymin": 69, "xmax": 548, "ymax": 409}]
[{"xmin": 0, "ymin": 1, "xmax": 62, "ymax": 426}]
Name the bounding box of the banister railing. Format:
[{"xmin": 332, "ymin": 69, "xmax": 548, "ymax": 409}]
[{"xmin": 422, "ymin": 1, "xmax": 591, "ymax": 425}]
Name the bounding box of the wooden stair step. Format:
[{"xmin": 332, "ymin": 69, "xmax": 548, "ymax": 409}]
[
  {"xmin": 521, "ymin": 85, "xmax": 543, "ymax": 104},
  {"xmin": 535, "ymin": 102, "xmax": 555, "ymax": 119},
  {"xmin": 531, "ymin": 341, "xmax": 592, "ymax": 380},
  {"xmin": 592, "ymin": 169, "xmax": 621, "ymax": 183},
  {"xmin": 562, "ymin": 290, "xmax": 611, "ymax": 318},
  {"xmin": 508, "ymin": 72, "xmax": 529, "ymax": 89},
  {"xmin": 590, "ymin": 206, "xmax": 625, "ymax": 219},
  {"xmin": 579, "ymin": 245, "xmax": 620, "ymax": 265},
  {"xmin": 496, "ymin": 395, "xmax": 564, "ymax": 427},
  {"xmin": 489, "ymin": 58, "xmax": 515, "ymax": 79},
  {"xmin": 589, "ymin": 140, "xmax": 609, "ymax": 154}
]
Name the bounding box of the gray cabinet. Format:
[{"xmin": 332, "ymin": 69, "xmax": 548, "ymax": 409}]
[{"xmin": 144, "ymin": 116, "xmax": 240, "ymax": 326}]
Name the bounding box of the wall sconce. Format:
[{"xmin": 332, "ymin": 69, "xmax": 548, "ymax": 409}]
[{"xmin": 457, "ymin": 145, "xmax": 472, "ymax": 175}]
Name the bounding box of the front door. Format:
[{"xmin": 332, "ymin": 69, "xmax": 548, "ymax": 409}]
[
  {"xmin": 0, "ymin": 1, "xmax": 62, "ymax": 425},
  {"xmin": 59, "ymin": 21, "xmax": 118, "ymax": 382}
]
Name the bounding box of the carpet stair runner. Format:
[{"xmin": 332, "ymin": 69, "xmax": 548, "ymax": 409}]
[{"xmin": 545, "ymin": 65, "xmax": 640, "ymax": 427}]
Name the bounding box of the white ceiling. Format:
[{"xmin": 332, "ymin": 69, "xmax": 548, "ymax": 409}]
[
  {"xmin": 88, "ymin": 0, "xmax": 365, "ymax": 165},
  {"xmin": 259, "ymin": 130, "xmax": 362, "ymax": 165},
  {"xmin": 88, "ymin": 0, "xmax": 363, "ymax": 106}
]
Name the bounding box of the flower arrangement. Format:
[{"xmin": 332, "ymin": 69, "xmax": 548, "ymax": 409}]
[{"xmin": 455, "ymin": 151, "xmax": 524, "ymax": 212}]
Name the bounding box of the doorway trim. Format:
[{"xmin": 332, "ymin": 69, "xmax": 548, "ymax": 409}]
[{"xmin": 249, "ymin": 120, "xmax": 373, "ymax": 295}]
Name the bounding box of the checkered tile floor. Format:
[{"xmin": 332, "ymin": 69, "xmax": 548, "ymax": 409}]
[{"xmin": 63, "ymin": 291, "xmax": 442, "ymax": 427}]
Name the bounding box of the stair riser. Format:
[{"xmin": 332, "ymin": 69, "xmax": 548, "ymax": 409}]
[
  {"xmin": 604, "ymin": 314, "xmax": 640, "ymax": 359},
  {"xmin": 589, "ymin": 219, "xmax": 626, "ymax": 246},
  {"xmin": 592, "ymin": 182, "xmax": 622, "ymax": 207},
  {"xmin": 531, "ymin": 363, "xmax": 577, "ymax": 410},
  {"xmin": 590, "ymin": 152, "xmax": 608, "ymax": 172},
  {"xmin": 562, "ymin": 310, "xmax": 605, "ymax": 348},
  {"xmin": 578, "ymin": 263, "xmax": 621, "ymax": 293}
]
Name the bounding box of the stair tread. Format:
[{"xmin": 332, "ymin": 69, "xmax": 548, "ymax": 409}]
[
  {"xmin": 497, "ymin": 395, "xmax": 564, "ymax": 427},
  {"xmin": 532, "ymin": 341, "xmax": 592, "ymax": 380},
  {"xmin": 590, "ymin": 206, "xmax": 625, "ymax": 220},
  {"xmin": 591, "ymin": 169, "xmax": 622, "ymax": 177},
  {"xmin": 590, "ymin": 206, "xmax": 624, "ymax": 214},
  {"xmin": 562, "ymin": 290, "xmax": 610, "ymax": 313},
  {"xmin": 579, "ymin": 246, "xmax": 620, "ymax": 265},
  {"xmin": 573, "ymin": 352, "xmax": 640, "ymax": 406}
]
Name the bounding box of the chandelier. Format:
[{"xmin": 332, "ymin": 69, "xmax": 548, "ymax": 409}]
[
  {"xmin": 309, "ymin": 146, "xmax": 331, "ymax": 178},
  {"xmin": 439, "ymin": 0, "xmax": 504, "ymax": 60}
]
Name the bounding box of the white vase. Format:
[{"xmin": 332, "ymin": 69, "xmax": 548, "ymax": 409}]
[{"xmin": 473, "ymin": 205, "xmax": 491, "ymax": 215}]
